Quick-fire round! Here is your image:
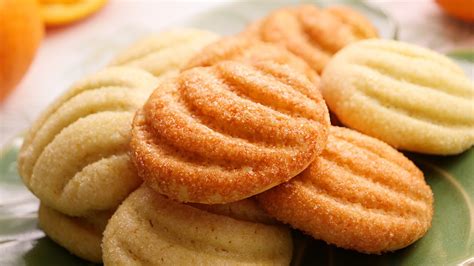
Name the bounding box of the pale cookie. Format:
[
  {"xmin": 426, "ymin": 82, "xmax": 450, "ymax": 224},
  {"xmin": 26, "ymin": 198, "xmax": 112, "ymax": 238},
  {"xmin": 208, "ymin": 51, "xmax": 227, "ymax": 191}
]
[
  {"xmin": 18, "ymin": 67, "xmax": 158, "ymax": 216},
  {"xmin": 185, "ymin": 36, "xmax": 320, "ymax": 85},
  {"xmin": 321, "ymin": 39, "xmax": 474, "ymax": 155},
  {"xmin": 38, "ymin": 203, "xmax": 113, "ymax": 263},
  {"xmin": 110, "ymin": 28, "xmax": 219, "ymax": 77},
  {"xmin": 131, "ymin": 60, "xmax": 330, "ymax": 204},
  {"xmin": 258, "ymin": 126, "xmax": 434, "ymax": 254},
  {"xmin": 102, "ymin": 185, "xmax": 293, "ymax": 266},
  {"xmin": 243, "ymin": 5, "xmax": 378, "ymax": 73}
]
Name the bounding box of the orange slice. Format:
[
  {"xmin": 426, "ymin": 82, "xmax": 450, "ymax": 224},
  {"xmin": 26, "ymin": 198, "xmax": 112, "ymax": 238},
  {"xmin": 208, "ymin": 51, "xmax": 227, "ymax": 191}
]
[
  {"xmin": 39, "ymin": 0, "xmax": 108, "ymax": 27},
  {"xmin": 0, "ymin": 0, "xmax": 43, "ymax": 101},
  {"xmin": 436, "ymin": 0, "xmax": 474, "ymax": 22}
]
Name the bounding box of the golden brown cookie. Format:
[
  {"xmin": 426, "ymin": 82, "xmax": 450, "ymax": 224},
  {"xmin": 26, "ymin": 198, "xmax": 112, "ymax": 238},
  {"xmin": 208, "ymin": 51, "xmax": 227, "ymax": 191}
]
[
  {"xmin": 257, "ymin": 126, "xmax": 434, "ymax": 254},
  {"xmin": 184, "ymin": 36, "xmax": 320, "ymax": 85},
  {"xmin": 131, "ymin": 60, "xmax": 330, "ymax": 204},
  {"xmin": 18, "ymin": 67, "xmax": 158, "ymax": 216},
  {"xmin": 321, "ymin": 39, "xmax": 474, "ymax": 155},
  {"xmin": 102, "ymin": 185, "xmax": 293, "ymax": 266},
  {"xmin": 244, "ymin": 5, "xmax": 378, "ymax": 73},
  {"xmin": 38, "ymin": 203, "xmax": 113, "ymax": 263},
  {"xmin": 110, "ymin": 28, "xmax": 219, "ymax": 77}
]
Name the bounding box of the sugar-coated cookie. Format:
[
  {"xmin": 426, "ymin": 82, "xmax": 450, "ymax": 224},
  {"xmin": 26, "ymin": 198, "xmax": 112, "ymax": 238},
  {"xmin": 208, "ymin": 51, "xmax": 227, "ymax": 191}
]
[
  {"xmin": 258, "ymin": 126, "xmax": 433, "ymax": 254},
  {"xmin": 321, "ymin": 39, "xmax": 474, "ymax": 155},
  {"xmin": 102, "ymin": 185, "xmax": 293, "ymax": 266},
  {"xmin": 185, "ymin": 36, "xmax": 320, "ymax": 85},
  {"xmin": 131, "ymin": 60, "xmax": 330, "ymax": 204},
  {"xmin": 38, "ymin": 203, "xmax": 113, "ymax": 263},
  {"xmin": 244, "ymin": 5, "xmax": 378, "ymax": 73},
  {"xmin": 110, "ymin": 28, "xmax": 219, "ymax": 77},
  {"xmin": 18, "ymin": 67, "xmax": 158, "ymax": 216}
]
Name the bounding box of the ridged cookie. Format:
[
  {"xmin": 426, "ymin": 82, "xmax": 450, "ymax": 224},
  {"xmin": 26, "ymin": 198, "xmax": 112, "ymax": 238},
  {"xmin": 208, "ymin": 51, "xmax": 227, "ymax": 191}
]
[
  {"xmin": 258, "ymin": 126, "xmax": 434, "ymax": 254},
  {"xmin": 244, "ymin": 5, "xmax": 378, "ymax": 73},
  {"xmin": 131, "ymin": 60, "xmax": 330, "ymax": 204},
  {"xmin": 102, "ymin": 185, "xmax": 293, "ymax": 266},
  {"xmin": 321, "ymin": 39, "xmax": 474, "ymax": 155},
  {"xmin": 110, "ymin": 28, "xmax": 219, "ymax": 77},
  {"xmin": 18, "ymin": 67, "xmax": 158, "ymax": 216},
  {"xmin": 184, "ymin": 36, "xmax": 320, "ymax": 85},
  {"xmin": 38, "ymin": 203, "xmax": 113, "ymax": 263}
]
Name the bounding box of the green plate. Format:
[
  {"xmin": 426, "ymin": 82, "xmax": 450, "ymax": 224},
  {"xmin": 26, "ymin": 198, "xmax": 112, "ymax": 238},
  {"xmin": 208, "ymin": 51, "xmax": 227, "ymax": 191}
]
[
  {"xmin": 2, "ymin": 138, "xmax": 473, "ymax": 265},
  {"xmin": 1, "ymin": 1, "xmax": 473, "ymax": 265}
]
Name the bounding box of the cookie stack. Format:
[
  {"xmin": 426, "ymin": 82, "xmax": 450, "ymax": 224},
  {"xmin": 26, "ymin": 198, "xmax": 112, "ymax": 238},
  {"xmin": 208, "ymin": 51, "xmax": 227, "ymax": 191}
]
[
  {"xmin": 17, "ymin": 29, "xmax": 220, "ymax": 263},
  {"xmin": 18, "ymin": 4, "xmax": 474, "ymax": 265}
]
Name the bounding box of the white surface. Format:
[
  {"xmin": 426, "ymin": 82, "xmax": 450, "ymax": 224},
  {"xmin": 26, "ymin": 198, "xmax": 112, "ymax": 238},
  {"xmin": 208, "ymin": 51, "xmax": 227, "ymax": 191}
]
[{"xmin": 368, "ymin": 0, "xmax": 474, "ymax": 52}]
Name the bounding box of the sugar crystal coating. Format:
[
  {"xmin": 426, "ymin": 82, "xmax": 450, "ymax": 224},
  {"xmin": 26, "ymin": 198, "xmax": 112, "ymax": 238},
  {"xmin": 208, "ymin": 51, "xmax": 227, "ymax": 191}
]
[
  {"xmin": 258, "ymin": 126, "xmax": 434, "ymax": 254},
  {"xmin": 18, "ymin": 29, "xmax": 220, "ymax": 216},
  {"xmin": 185, "ymin": 36, "xmax": 320, "ymax": 86},
  {"xmin": 243, "ymin": 5, "xmax": 378, "ymax": 73},
  {"xmin": 131, "ymin": 60, "xmax": 330, "ymax": 204},
  {"xmin": 321, "ymin": 39, "xmax": 474, "ymax": 155},
  {"xmin": 102, "ymin": 185, "xmax": 293, "ymax": 265},
  {"xmin": 18, "ymin": 67, "xmax": 158, "ymax": 216}
]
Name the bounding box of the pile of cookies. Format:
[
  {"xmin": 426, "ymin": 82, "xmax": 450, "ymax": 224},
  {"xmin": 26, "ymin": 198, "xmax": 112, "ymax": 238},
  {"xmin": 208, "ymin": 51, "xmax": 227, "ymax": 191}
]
[{"xmin": 17, "ymin": 4, "xmax": 473, "ymax": 265}]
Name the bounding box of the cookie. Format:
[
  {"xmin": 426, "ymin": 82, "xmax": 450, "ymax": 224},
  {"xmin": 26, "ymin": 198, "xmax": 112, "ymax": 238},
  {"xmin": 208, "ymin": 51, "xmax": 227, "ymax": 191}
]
[
  {"xmin": 257, "ymin": 126, "xmax": 434, "ymax": 254},
  {"xmin": 184, "ymin": 36, "xmax": 320, "ymax": 85},
  {"xmin": 38, "ymin": 203, "xmax": 113, "ymax": 263},
  {"xmin": 18, "ymin": 67, "xmax": 158, "ymax": 216},
  {"xmin": 321, "ymin": 39, "xmax": 474, "ymax": 155},
  {"xmin": 190, "ymin": 197, "xmax": 276, "ymax": 225},
  {"xmin": 243, "ymin": 5, "xmax": 378, "ymax": 73},
  {"xmin": 110, "ymin": 28, "xmax": 219, "ymax": 77},
  {"xmin": 102, "ymin": 185, "xmax": 293, "ymax": 266},
  {"xmin": 131, "ymin": 60, "xmax": 330, "ymax": 204}
]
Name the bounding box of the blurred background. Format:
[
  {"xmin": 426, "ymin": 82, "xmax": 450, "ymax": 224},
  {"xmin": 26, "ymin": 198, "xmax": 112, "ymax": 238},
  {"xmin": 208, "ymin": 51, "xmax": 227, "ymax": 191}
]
[{"xmin": 1, "ymin": 0, "xmax": 473, "ymax": 147}]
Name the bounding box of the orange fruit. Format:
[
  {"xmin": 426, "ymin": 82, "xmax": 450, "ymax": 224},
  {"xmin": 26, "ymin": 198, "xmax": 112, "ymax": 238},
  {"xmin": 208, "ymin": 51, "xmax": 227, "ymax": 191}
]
[
  {"xmin": 39, "ymin": 0, "xmax": 108, "ymax": 27},
  {"xmin": 436, "ymin": 0, "xmax": 474, "ymax": 22},
  {"xmin": 0, "ymin": 0, "xmax": 44, "ymax": 101}
]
